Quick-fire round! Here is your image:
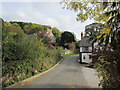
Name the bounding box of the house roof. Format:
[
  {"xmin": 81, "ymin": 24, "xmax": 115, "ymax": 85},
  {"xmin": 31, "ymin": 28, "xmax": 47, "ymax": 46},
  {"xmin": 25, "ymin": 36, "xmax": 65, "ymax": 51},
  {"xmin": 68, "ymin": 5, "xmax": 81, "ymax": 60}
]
[{"xmin": 79, "ymin": 37, "xmax": 93, "ymax": 47}]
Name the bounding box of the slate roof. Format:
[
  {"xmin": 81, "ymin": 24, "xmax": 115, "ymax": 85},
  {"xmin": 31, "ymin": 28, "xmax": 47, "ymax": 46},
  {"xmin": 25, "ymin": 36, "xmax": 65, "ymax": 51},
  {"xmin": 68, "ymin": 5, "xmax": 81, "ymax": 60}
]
[{"xmin": 79, "ymin": 37, "xmax": 93, "ymax": 47}]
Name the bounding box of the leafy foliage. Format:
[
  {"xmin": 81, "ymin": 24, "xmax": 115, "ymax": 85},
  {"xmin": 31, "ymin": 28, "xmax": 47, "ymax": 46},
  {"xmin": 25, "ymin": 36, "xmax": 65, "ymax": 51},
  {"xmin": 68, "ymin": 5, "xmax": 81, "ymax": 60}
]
[
  {"xmin": 56, "ymin": 37, "xmax": 62, "ymax": 46},
  {"xmin": 61, "ymin": 31, "xmax": 76, "ymax": 48},
  {"xmin": 61, "ymin": 31, "xmax": 76, "ymax": 43},
  {"xmin": 93, "ymin": 50, "xmax": 120, "ymax": 88},
  {"xmin": 2, "ymin": 48, "xmax": 62, "ymax": 87},
  {"xmin": 52, "ymin": 27, "xmax": 62, "ymax": 38},
  {"xmin": 85, "ymin": 23, "xmax": 104, "ymax": 42},
  {"xmin": 62, "ymin": 0, "xmax": 120, "ymax": 88},
  {"xmin": 10, "ymin": 21, "xmax": 51, "ymax": 35},
  {"xmin": 62, "ymin": 0, "xmax": 110, "ymax": 22},
  {"xmin": 2, "ymin": 21, "xmax": 63, "ymax": 87},
  {"xmin": 2, "ymin": 22, "xmax": 45, "ymax": 61}
]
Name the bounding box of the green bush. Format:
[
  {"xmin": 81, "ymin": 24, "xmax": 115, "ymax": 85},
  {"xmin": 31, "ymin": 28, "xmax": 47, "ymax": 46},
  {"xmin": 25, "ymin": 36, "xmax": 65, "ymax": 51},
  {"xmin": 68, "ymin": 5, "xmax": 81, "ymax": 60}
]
[
  {"xmin": 2, "ymin": 22, "xmax": 62, "ymax": 87},
  {"xmin": 2, "ymin": 22, "xmax": 46, "ymax": 61},
  {"xmin": 73, "ymin": 49, "xmax": 79, "ymax": 54},
  {"xmin": 2, "ymin": 48, "xmax": 62, "ymax": 87},
  {"xmin": 94, "ymin": 50, "xmax": 120, "ymax": 88}
]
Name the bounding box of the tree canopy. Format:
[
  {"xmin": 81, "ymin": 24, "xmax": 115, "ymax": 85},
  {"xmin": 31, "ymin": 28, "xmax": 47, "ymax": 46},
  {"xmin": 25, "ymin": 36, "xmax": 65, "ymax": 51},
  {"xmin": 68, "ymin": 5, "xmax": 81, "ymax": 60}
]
[
  {"xmin": 10, "ymin": 21, "xmax": 52, "ymax": 35},
  {"xmin": 62, "ymin": 0, "xmax": 120, "ymax": 48},
  {"xmin": 62, "ymin": 0, "xmax": 120, "ymax": 88},
  {"xmin": 62, "ymin": 0, "xmax": 117, "ymax": 22},
  {"xmin": 85, "ymin": 23, "xmax": 104, "ymax": 42},
  {"xmin": 61, "ymin": 31, "xmax": 76, "ymax": 44},
  {"xmin": 85, "ymin": 23, "xmax": 104, "ymax": 36},
  {"xmin": 52, "ymin": 27, "xmax": 62, "ymax": 38}
]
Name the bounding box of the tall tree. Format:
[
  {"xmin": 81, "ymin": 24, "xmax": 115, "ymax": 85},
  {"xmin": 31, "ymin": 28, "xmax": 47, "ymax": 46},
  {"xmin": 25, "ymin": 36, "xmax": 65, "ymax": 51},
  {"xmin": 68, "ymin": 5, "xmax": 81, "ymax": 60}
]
[
  {"xmin": 85, "ymin": 23, "xmax": 104, "ymax": 36},
  {"xmin": 61, "ymin": 31, "xmax": 76, "ymax": 43},
  {"xmin": 85, "ymin": 23, "xmax": 104, "ymax": 42},
  {"xmin": 62, "ymin": 0, "xmax": 120, "ymax": 88},
  {"xmin": 62, "ymin": 0, "xmax": 120, "ymax": 52}
]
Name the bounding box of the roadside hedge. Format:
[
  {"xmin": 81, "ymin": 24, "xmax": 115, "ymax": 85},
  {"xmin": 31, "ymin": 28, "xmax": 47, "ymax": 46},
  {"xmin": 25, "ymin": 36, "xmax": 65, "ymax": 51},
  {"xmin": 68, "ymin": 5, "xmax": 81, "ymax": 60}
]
[{"xmin": 2, "ymin": 48, "xmax": 62, "ymax": 87}]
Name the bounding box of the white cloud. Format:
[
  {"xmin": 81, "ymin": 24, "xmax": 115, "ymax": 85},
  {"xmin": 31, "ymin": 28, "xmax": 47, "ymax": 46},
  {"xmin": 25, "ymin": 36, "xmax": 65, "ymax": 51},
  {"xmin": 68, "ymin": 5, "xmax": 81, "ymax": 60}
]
[
  {"xmin": 17, "ymin": 11, "xmax": 26, "ymax": 17},
  {"xmin": 55, "ymin": 15, "xmax": 73, "ymax": 30},
  {"xmin": 2, "ymin": 0, "xmax": 60, "ymax": 2},
  {"xmin": 0, "ymin": 2, "xmax": 2, "ymax": 17},
  {"xmin": 59, "ymin": 15, "xmax": 72, "ymax": 25},
  {"xmin": 2, "ymin": 4, "xmax": 60, "ymax": 28},
  {"xmin": 45, "ymin": 18, "xmax": 59, "ymax": 27},
  {"xmin": 2, "ymin": 2, "xmax": 95, "ymax": 40}
]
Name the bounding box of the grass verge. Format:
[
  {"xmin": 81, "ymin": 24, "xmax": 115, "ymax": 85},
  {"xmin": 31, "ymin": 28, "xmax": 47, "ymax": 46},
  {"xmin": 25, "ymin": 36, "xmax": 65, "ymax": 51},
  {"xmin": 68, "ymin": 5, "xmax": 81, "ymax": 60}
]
[{"xmin": 63, "ymin": 53, "xmax": 77, "ymax": 57}]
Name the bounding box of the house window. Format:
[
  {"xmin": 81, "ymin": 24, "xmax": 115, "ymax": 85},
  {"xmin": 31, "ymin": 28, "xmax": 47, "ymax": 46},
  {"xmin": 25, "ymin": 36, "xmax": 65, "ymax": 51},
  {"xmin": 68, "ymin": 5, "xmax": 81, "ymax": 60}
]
[
  {"xmin": 89, "ymin": 47, "xmax": 92, "ymax": 52},
  {"xmin": 85, "ymin": 47, "xmax": 88, "ymax": 52},
  {"xmin": 83, "ymin": 55, "xmax": 85, "ymax": 59}
]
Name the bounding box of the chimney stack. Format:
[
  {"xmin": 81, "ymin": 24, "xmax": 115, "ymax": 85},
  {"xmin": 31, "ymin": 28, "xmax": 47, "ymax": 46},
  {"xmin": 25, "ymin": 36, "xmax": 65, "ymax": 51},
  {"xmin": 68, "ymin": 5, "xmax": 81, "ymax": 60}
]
[{"xmin": 81, "ymin": 32, "xmax": 83, "ymax": 39}]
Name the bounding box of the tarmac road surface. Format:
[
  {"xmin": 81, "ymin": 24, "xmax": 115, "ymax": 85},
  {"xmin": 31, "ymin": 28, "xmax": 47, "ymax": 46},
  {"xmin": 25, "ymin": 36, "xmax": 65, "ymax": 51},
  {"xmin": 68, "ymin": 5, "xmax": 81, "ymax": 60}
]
[{"xmin": 21, "ymin": 55, "xmax": 100, "ymax": 88}]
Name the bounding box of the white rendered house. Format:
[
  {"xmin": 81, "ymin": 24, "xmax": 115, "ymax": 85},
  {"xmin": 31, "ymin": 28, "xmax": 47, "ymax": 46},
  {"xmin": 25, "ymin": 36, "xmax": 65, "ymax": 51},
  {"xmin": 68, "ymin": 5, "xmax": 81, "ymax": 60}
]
[{"xmin": 79, "ymin": 37, "xmax": 93, "ymax": 63}]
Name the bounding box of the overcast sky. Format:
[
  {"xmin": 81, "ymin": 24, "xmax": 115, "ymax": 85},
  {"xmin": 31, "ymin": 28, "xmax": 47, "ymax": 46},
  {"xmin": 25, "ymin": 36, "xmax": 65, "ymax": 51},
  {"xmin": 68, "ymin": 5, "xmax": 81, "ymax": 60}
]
[{"xmin": 1, "ymin": 0, "xmax": 95, "ymax": 40}]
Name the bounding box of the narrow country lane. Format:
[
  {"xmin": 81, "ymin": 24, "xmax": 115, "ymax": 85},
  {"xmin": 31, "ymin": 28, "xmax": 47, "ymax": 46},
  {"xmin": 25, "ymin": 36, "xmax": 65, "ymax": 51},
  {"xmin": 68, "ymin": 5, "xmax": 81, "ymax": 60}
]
[{"xmin": 20, "ymin": 55, "xmax": 100, "ymax": 88}]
